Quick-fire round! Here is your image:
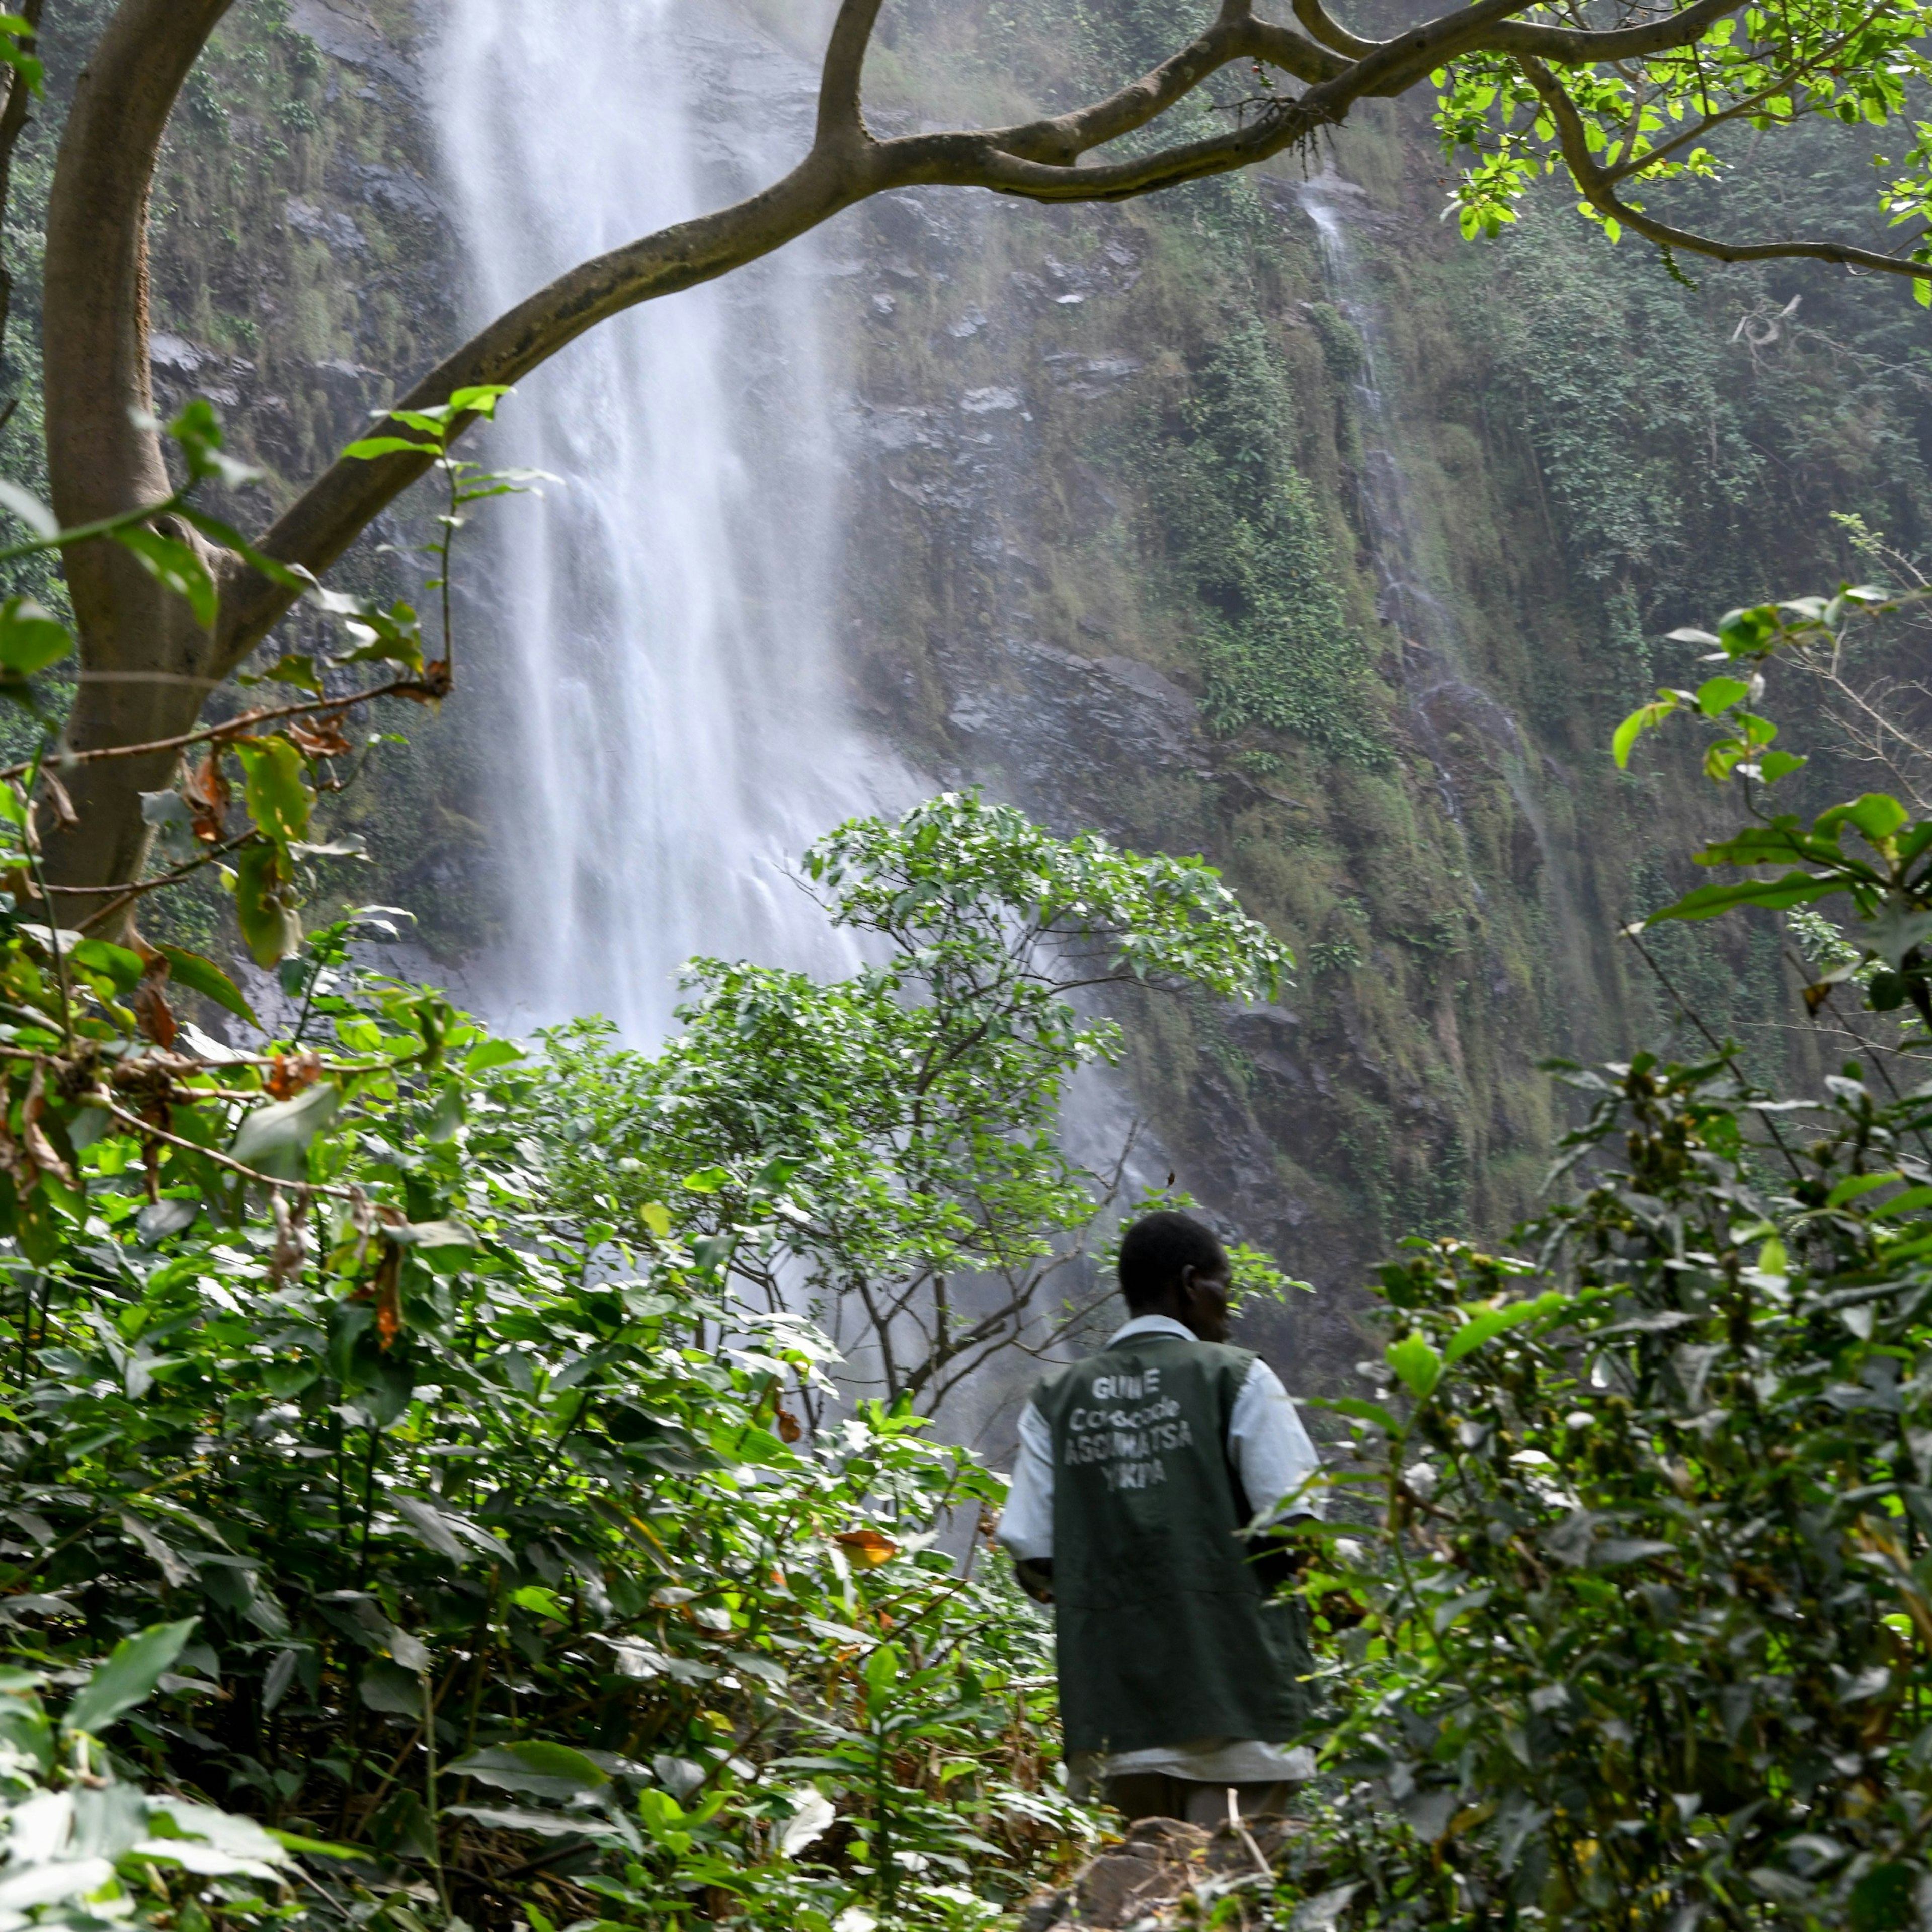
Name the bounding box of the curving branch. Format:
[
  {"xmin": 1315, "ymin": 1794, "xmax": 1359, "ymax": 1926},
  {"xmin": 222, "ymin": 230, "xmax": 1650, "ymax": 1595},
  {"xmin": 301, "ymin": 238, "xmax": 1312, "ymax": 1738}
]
[
  {"xmin": 1484, "ymin": 0, "xmax": 1745, "ymax": 61},
  {"xmin": 39, "ymin": 0, "xmax": 1932, "ymax": 911},
  {"xmin": 1517, "ymin": 52, "xmax": 1932, "ymax": 277}
]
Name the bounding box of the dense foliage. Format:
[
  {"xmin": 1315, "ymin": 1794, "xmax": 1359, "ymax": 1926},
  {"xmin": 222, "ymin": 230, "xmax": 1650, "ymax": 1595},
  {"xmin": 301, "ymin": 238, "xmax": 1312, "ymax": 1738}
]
[
  {"xmin": 539, "ymin": 791, "xmax": 1295, "ymax": 1412},
  {"xmin": 1255, "ymin": 587, "xmax": 1932, "ymax": 1929},
  {"xmin": 0, "ymin": 414, "xmax": 1118, "ymax": 1932}
]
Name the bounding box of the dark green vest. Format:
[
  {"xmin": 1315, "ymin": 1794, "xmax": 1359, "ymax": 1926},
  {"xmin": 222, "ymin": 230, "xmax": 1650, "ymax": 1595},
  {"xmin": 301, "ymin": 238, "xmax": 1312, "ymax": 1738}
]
[{"xmin": 1033, "ymin": 1332, "xmax": 1309, "ymax": 1756}]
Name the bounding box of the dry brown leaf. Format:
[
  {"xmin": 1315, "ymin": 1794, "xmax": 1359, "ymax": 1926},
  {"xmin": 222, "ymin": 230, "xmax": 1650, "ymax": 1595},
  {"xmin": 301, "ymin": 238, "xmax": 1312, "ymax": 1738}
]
[
  {"xmin": 776, "ymin": 1407, "xmax": 802, "ymax": 1443},
  {"xmin": 19, "ymin": 1064, "xmax": 72, "ymax": 1189},
  {"xmin": 266, "ymin": 1050, "xmax": 322, "ymax": 1101},
  {"xmin": 288, "ymin": 713, "xmax": 353, "ymax": 759},
  {"xmin": 183, "ymin": 750, "xmax": 230, "ymax": 844},
  {"xmin": 131, "ymin": 960, "xmax": 177, "ymax": 1051},
  {"xmin": 833, "ymin": 1527, "xmax": 900, "ymax": 1568},
  {"xmin": 372, "ymin": 1241, "xmax": 403, "ymax": 1350}
]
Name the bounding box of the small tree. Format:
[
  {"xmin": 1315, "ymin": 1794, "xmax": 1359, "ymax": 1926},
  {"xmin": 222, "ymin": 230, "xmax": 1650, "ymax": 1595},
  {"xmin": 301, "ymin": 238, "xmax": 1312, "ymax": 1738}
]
[
  {"xmin": 24, "ymin": 0, "xmax": 1932, "ymax": 919},
  {"xmin": 543, "ymin": 790, "xmax": 1296, "ymax": 1413}
]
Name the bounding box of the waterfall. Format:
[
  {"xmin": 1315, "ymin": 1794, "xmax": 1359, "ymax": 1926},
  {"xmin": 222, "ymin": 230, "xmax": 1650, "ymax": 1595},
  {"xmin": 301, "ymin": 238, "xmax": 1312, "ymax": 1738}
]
[
  {"xmin": 429, "ymin": 0, "xmax": 880, "ymax": 1041},
  {"xmin": 1297, "ymin": 171, "xmax": 1599, "ymax": 1044}
]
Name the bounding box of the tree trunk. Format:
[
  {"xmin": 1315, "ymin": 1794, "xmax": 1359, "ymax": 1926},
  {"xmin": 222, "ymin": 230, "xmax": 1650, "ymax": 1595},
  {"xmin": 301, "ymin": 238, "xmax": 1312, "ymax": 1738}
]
[{"xmin": 40, "ymin": 0, "xmax": 234, "ymax": 926}]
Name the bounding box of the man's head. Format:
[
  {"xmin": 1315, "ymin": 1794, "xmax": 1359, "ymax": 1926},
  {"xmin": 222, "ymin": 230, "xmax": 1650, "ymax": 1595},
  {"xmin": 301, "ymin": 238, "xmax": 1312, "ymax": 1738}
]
[{"xmin": 1118, "ymin": 1210, "xmax": 1233, "ymax": 1343}]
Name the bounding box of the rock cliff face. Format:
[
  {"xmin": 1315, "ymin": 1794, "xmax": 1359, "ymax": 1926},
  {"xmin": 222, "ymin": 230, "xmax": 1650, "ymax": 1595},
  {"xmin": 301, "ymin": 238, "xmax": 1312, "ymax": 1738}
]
[{"xmin": 18, "ymin": 0, "xmax": 1932, "ymax": 1399}]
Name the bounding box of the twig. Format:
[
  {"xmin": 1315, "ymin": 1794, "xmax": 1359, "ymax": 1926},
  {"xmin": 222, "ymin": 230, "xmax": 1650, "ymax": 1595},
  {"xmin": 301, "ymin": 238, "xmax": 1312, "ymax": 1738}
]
[
  {"xmin": 0, "ymin": 676, "xmax": 432, "ymax": 783},
  {"xmin": 80, "ymin": 1088, "xmax": 360, "ymax": 1198},
  {"xmin": 1620, "ymin": 924, "xmax": 1804, "ymax": 1180}
]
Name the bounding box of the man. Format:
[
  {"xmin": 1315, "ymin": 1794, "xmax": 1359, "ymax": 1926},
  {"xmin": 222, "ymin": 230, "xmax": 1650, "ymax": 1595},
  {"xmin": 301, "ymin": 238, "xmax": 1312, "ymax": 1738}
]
[{"xmin": 997, "ymin": 1210, "xmax": 1323, "ymax": 1825}]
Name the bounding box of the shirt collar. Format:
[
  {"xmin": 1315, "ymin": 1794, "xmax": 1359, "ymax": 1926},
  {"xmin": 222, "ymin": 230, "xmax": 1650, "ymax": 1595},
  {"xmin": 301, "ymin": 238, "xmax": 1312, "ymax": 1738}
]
[{"xmin": 1106, "ymin": 1313, "xmax": 1198, "ymax": 1347}]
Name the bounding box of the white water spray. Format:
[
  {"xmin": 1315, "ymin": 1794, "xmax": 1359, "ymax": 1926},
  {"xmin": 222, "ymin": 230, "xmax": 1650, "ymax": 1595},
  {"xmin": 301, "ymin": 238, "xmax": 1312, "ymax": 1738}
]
[{"xmin": 431, "ymin": 0, "xmax": 879, "ymax": 1041}]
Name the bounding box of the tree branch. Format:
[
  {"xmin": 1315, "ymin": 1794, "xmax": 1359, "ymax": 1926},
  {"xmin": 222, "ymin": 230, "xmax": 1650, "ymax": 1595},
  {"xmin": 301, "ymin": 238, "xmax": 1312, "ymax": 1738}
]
[
  {"xmin": 817, "ymin": 0, "xmax": 890, "ymax": 146},
  {"xmin": 1517, "ymin": 52, "xmax": 1932, "ymax": 280},
  {"xmin": 1484, "ymin": 0, "xmax": 1744, "ymax": 62}
]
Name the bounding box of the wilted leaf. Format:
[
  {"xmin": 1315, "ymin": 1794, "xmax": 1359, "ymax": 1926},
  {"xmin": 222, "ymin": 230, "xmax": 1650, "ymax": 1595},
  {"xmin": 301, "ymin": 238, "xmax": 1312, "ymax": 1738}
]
[
  {"xmin": 834, "ymin": 1528, "xmax": 900, "ymax": 1568},
  {"xmin": 779, "ymin": 1789, "xmax": 835, "ymax": 1857},
  {"xmin": 230, "ymin": 1081, "xmax": 340, "ymax": 1180}
]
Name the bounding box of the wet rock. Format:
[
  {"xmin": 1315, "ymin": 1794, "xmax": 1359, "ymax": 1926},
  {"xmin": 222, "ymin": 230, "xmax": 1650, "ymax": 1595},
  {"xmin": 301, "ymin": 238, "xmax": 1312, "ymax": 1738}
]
[
  {"xmin": 1041, "ymin": 352, "xmax": 1144, "ymax": 398},
  {"xmin": 285, "ymin": 196, "xmax": 368, "ymax": 255}
]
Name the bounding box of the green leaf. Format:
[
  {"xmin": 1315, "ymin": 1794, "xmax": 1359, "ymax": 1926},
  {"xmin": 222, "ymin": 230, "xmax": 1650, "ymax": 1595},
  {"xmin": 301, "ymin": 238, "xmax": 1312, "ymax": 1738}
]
[
  {"xmin": 447, "ymin": 1741, "xmax": 609, "ymax": 1800},
  {"xmin": 1648, "ymin": 874, "xmax": 1840, "ymax": 922},
  {"xmin": 69, "ymin": 939, "xmax": 144, "ymax": 996},
  {"xmin": 232, "ymin": 736, "xmax": 311, "ymax": 850},
  {"xmin": 342, "ymin": 436, "xmax": 440, "ymax": 460},
  {"xmin": 62, "ymin": 1618, "xmax": 197, "ymax": 1737},
  {"xmin": 1818, "ymin": 793, "xmax": 1910, "ymax": 847},
  {"xmin": 1827, "ymin": 1170, "xmax": 1903, "ymax": 1208},
  {"xmin": 154, "ymin": 945, "xmax": 259, "ymax": 1028},
  {"xmin": 0, "ymin": 479, "xmax": 56, "ymax": 540},
  {"xmin": 0, "ymin": 599, "xmax": 71, "ymax": 678},
  {"xmin": 1612, "ymin": 692, "xmax": 1681, "ymax": 769},
  {"xmin": 113, "ymin": 524, "xmax": 217, "ymax": 629},
  {"xmin": 1313, "ymin": 1394, "xmax": 1403, "ymax": 1437},
  {"xmin": 1696, "ymin": 675, "xmax": 1750, "ymax": 716},
  {"xmin": 390, "ymin": 1217, "xmax": 475, "ymax": 1251},
  {"xmin": 1858, "ymin": 900, "xmax": 1932, "ymax": 968},
  {"xmin": 230, "ymin": 1081, "xmax": 341, "ymax": 1180},
  {"xmin": 1758, "ymin": 750, "xmax": 1808, "ymax": 784},
  {"xmin": 464, "ymin": 1037, "xmax": 525, "ymax": 1074},
  {"xmin": 234, "ymin": 843, "xmax": 301, "ymax": 966},
  {"xmin": 510, "ymin": 1585, "xmax": 568, "ymax": 1619},
  {"xmin": 1444, "ymin": 1291, "xmax": 1568, "ymax": 1364},
  {"xmin": 1387, "ymin": 1334, "xmax": 1442, "ymax": 1402}
]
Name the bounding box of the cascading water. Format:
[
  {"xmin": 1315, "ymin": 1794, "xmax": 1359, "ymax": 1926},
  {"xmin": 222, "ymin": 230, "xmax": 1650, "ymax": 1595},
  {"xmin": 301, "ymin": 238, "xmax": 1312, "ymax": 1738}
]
[
  {"xmin": 1297, "ymin": 172, "xmax": 1599, "ymax": 1041},
  {"xmin": 430, "ymin": 0, "xmax": 880, "ymax": 1041}
]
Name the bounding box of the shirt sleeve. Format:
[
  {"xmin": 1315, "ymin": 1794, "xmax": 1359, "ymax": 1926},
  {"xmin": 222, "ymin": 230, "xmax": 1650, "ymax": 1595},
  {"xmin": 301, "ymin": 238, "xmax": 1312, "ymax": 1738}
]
[
  {"xmin": 994, "ymin": 1399, "xmax": 1056, "ymax": 1561},
  {"xmin": 1228, "ymin": 1359, "xmax": 1324, "ymax": 1522}
]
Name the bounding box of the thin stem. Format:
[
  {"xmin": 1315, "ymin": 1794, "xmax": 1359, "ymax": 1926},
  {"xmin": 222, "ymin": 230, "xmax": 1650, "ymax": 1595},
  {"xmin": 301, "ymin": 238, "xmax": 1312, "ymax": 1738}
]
[
  {"xmin": 0, "ymin": 675, "xmax": 433, "ymax": 784},
  {"xmin": 82, "ymin": 1088, "xmax": 362, "ymax": 1198}
]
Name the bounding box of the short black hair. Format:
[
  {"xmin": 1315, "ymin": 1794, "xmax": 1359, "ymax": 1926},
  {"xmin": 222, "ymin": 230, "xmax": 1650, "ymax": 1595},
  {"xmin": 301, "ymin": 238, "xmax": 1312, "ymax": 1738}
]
[{"xmin": 1118, "ymin": 1210, "xmax": 1227, "ymax": 1309}]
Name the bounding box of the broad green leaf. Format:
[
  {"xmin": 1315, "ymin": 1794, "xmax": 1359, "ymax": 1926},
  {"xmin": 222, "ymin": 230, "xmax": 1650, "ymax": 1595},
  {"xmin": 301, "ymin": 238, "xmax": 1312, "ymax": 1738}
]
[
  {"xmin": 1313, "ymin": 1394, "xmax": 1402, "ymax": 1437},
  {"xmin": 389, "ymin": 1218, "xmax": 475, "ymax": 1250},
  {"xmin": 232, "ymin": 736, "xmax": 311, "ymax": 850},
  {"xmin": 62, "ymin": 1619, "xmax": 197, "ymax": 1737},
  {"xmin": 342, "ymin": 436, "xmax": 439, "ymax": 460},
  {"xmin": 1859, "ymin": 901, "xmax": 1932, "ymax": 968},
  {"xmin": 1612, "ymin": 692, "xmax": 1680, "ymax": 769},
  {"xmin": 69, "ymin": 939, "xmax": 143, "ymax": 995},
  {"xmin": 1387, "ymin": 1334, "xmax": 1442, "ymax": 1401},
  {"xmin": 1444, "ymin": 1291, "xmax": 1568, "ymax": 1363},
  {"xmin": 464, "ymin": 1037, "xmax": 525, "ymax": 1073},
  {"xmin": 1828, "ymin": 1170, "xmax": 1903, "ymax": 1208},
  {"xmin": 234, "ymin": 844, "xmax": 301, "ymax": 965},
  {"xmin": 1648, "ymin": 874, "xmax": 1840, "ymax": 922},
  {"xmin": 0, "ymin": 478, "xmax": 55, "ymax": 539},
  {"xmin": 230, "ymin": 1081, "xmax": 341, "ymax": 1179},
  {"xmin": 448, "ymin": 1741, "xmax": 609, "ymax": 1799},
  {"xmin": 154, "ymin": 944, "xmax": 259, "ymax": 1028},
  {"xmin": 0, "ymin": 599, "xmax": 71, "ymax": 678},
  {"xmin": 1818, "ymin": 793, "xmax": 1909, "ymax": 847},
  {"xmin": 1696, "ymin": 675, "xmax": 1750, "ymax": 716},
  {"xmin": 113, "ymin": 524, "xmax": 217, "ymax": 628}
]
